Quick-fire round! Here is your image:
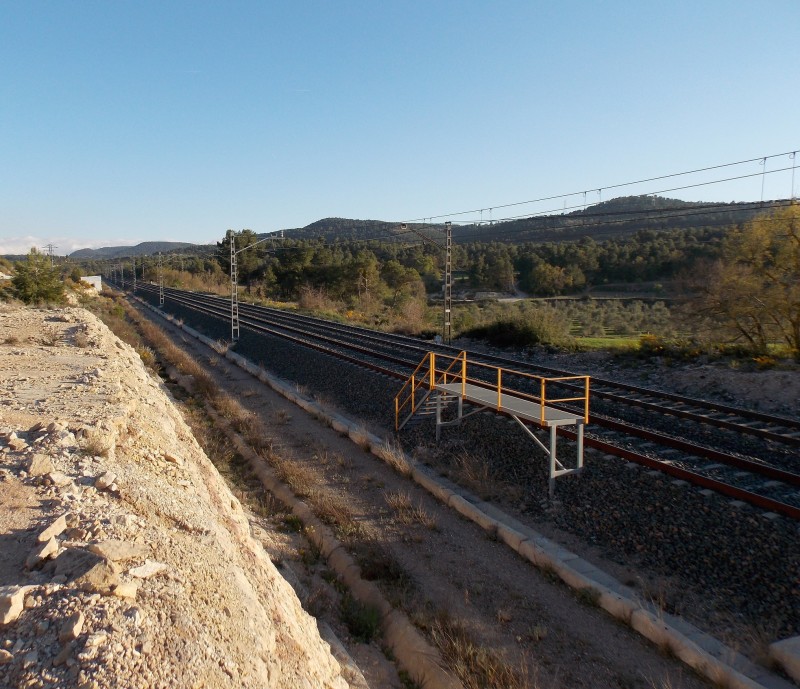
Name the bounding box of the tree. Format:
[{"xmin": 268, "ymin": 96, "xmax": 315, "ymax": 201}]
[
  {"xmin": 11, "ymin": 249, "xmax": 65, "ymax": 304},
  {"xmin": 216, "ymin": 230, "xmax": 267, "ymax": 287},
  {"xmin": 381, "ymin": 260, "xmax": 424, "ymax": 308},
  {"xmin": 692, "ymin": 205, "xmax": 800, "ymax": 358}
]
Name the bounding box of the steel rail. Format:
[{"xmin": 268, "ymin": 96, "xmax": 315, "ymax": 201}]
[
  {"xmin": 123, "ymin": 282, "xmax": 800, "ymax": 518},
  {"xmin": 217, "ymin": 294, "xmax": 800, "ymax": 432},
  {"xmin": 132, "ymin": 284, "xmax": 800, "ymax": 456},
  {"xmin": 225, "ymin": 297, "xmax": 800, "ymax": 443},
  {"xmin": 558, "ymin": 429, "xmax": 800, "ymax": 521},
  {"xmin": 143, "ymin": 283, "xmax": 800, "ymax": 433}
]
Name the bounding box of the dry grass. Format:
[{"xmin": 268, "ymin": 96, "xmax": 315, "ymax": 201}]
[
  {"xmin": 384, "ymin": 490, "xmax": 437, "ymax": 530},
  {"xmin": 378, "ymin": 439, "xmax": 413, "ymax": 476},
  {"xmin": 212, "ymin": 339, "xmax": 230, "ymax": 354},
  {"xmin": 273, "ymin": 457, "xmax": 317, "ymax": 498},
  {"xmin": 80, "ymin": 431, "xmax": 114, "ymax": 458},
  {"xmin": 41, "ymin": 325, "xmax": 61, "ymax": 346},
  {"xmin": 271, "ymin": 453, "xmax": 363, "ymax": 535},
  {"xmin": 135, "ymin": 345, "xmax": 156, "ymax": 368},
  {"xmin": 644, "ymin": 669, "xmax": 697, "ymax": 689},
  {"xmin": 426, "ymin": 612, "xmax": 533, "ymax": 689},
  {"xmin": 314, "ymin": 491, "xmax": 359, "ymax": 531},
  {"xmin": 351, "ymin": 534, "xmax": 412, "ymax": 591},
  {"xmin": 384, "ymin": 489, "xmax": 413, "ymax": 512},
  {"xmin": 350, "ymin": 424, "xmax": 372, "ymax": 450},
  {"xmin": 215, "ymin": 395, "xmax": 255, "ymax": 431},
  {"xmin": 451, "ymin": 450, "xmax": 497, "ymax": 500}
]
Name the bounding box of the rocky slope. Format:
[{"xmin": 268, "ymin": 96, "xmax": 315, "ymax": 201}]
[{"xmin": 0, "ymin": 305, "xmax": 348, "ymax": 689}]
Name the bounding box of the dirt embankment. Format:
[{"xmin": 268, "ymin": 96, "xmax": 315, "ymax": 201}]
[{"xmin": 0, "ymin": 305, "xmax": 348, "ymax": 689}]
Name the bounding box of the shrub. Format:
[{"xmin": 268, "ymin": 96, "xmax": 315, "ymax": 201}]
[
  {"xmin": 460, "ymin": 307, "xmax": 574, "ymax": 348},
  {"xmin": 11, "ymin": 249, "xmax": 65, "ymax": 305},
  {"xmin": 638, "ymin": 333, "xmax": 665, "ymax": 355},
  {"xmin": 340, "ymin": 594, "xmax": 381, "ymax": 642}
]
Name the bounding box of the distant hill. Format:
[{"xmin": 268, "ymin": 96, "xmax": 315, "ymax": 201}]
[
  {"xmin": 273, "ymin": 196, "xmax": 783, "ymax": 245},
  {"xmin": 52, "ymin": 195, "xmax": 788, "ymax": 262},
  {"xmin": 69, "ymin": 241, "xmax": 199, "ymax": 259},
  {"xmin": 278, "ymin": 218, "xmax": 406, "ymax": 242}
]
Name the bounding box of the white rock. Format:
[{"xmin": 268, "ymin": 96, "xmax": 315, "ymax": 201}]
[
  {"xmin": 162, "ymin": 451, "xmax": 183, "ymax": 465},
  {"xmin": 95, "ymin": 471, "xmax": 117, "ymax": 491},
  {"xmin": 38, "ymin": 514, "xmax": 68, "ymax": 542},
  {"xmin": 7, "ymin": 436, "xmax": 27, "ymax": 451},
  {"xmin": 85, "ymin": 631, "xmax": 107, "ymax": 648},
  {"xmin": 53, "ymin": 641, "xmax": 74, "ymax": 666},
  {"xmin": 87, "ymin": 540, "xmax": 149, "ymax": 562},
  {"xmin": 59, "ymin": 610, "xmax": 85, "ymax": 642},
  {"xmin": 47, "ymin": 471, "xmax": 72, "ymax": 487},
  {"xmin": 26, "ymin": 454, "xmax": 54, "ymax": 476},
  {"xmin": 58, "ymin": 432, "xmax": 77, "ymax": 447},
  {"xmin": 771, "ymin": 636, "xmax": 800, "ymax": 684},
  {"xmin": 0, "ymin": 648, "xmax": 11, "ymax": 664},
  {"xmin": 128, "ymin": 560, "xmax": 168, "ymax": 579},
  {"xmin": 0, "ymin": 586, "xmax": 34, "ymax": 625},
  {"xmin": 25, "ymin": 537, "xmax": 59, "ymax": 569},
  {"xmin": 112, "ymin": 581, "xmax": 139, "ymax": 600}
]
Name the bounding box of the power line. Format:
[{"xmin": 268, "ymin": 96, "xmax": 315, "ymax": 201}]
[
  {"xmin": 437, "ymin": 165, "xmax": 796, "ymax": 228},
  {"xmin": 400, "ymin": 148, "xmax": 799, "ymax": 224},
  {"xmin": 260, "ymin": 149, "xmax": 798, "ymax": 249},
  {"xmin": 452, "ymin": 199, "xmax": 794, "ymax": 244},
  {"xmin": 220, "ymin": 150, "xmax": 797, "ymax": 253}
]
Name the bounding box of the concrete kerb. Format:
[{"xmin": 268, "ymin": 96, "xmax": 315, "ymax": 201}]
[
  {"xmin": 139, "ymin": 298, "xmax": 791, "ymax": 689},
  {"xmin": 770, "ymin": 637, "xmax": 800, "ymax": 685},
  {"xmin": 447, "ymin": 494, "xmax": 499, "ymax": 533}
]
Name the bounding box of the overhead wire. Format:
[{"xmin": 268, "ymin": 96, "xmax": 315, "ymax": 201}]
[
  {"xmin": 116, "ymin": 150, "xmax": 799, "ymax": 264},
  {"xmin": 399, "ymin": 148, "xmax": 799, "ymax": 225},
  {"xmin": 452, "ymin": 199, "xmax": 794, "ymax": 244},
  {"xmin": 435, "ymin": 164, "xmax": 796, "ymax": 228}
]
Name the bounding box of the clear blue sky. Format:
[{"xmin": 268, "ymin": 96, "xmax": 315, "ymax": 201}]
[{"xmin": 1, "ymin": 1, "xmax": 798, "ymax": 255}]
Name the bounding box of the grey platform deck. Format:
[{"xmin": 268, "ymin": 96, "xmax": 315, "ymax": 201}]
[{"xmin": 436, "ymin": 382, "xmax": 583, "ymax": 427}]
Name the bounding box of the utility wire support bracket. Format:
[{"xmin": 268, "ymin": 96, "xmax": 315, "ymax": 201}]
[
  {"xmin": 230, "ymin": 231, "xmax": 240, "ymax": 341},
  {"xmin": 443, "ymin": 221, "xmax": 452, "ymax": 344},
  {"xmin": 158, "ymin": 253, "xmax": 164, "ymax": 306},
  {"xmin": 228, "ymin": 229, "xmax": 284, "ymax": 342}
]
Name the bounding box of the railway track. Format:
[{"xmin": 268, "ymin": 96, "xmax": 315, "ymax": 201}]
[{"xmin": 120, "ymin": 282, "xmax": 800, "ymax": 520}]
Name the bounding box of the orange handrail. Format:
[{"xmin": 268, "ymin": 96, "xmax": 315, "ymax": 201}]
[
  {"xmin": 395, "ymin": 351, "xmax": 590, "ymax": 430},
  {"xmin": 394, "ymin": 352, "xmax": 434, "ymax": 430}
]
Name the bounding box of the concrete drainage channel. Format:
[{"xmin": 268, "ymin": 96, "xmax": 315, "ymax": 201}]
[{"xmin": 138, "ymin": 299, "xmax": 798, "ymax": 689}]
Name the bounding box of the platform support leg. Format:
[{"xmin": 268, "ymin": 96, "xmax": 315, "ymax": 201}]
[
  {"xmin": 457, "ymin": 396, "xmax": 463, "ymax": 425},
  {"xmin": 577, "ymin": 422, "xmax": 584, "ymax": 471},
  {"xmin": 435, "ymin": 394, "xmax": 442, "ymax": 442},
  {"xmin": 549, "ymin": 426, "xmax": 557, "ymax": 499}
]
